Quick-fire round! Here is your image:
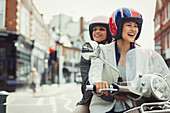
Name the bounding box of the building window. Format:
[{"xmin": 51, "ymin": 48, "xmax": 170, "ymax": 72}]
[
  {"xmin": 168, "ymin": 2, "xmax": 170, "ymax": 19},
  {"xmin": 75, "ymin": 51, "xmax": 79, "ymax": 63},
  {"xmin": 165, "ymin": 35, "xmax": 167, "ymax": 51},
  {"xmin": 163, "ymin": 6, "xmax": 168, "ymax": 25},
  {"xmin": 0, "ymin": 0, "xmax": 6, "ymax": 28},
  {"xmin": 66, "ymin": 50, "xmax": 73, "ymax": 62},
  {"xmin": 0, "ymin": 48, "xmax": 5, "ymax": 58},
  {"xmin": 155, "ymin": 15, "xmax": 160, "ymax": 32},
  {"xmin": 20, "ymin": 7, "xmax": 30, "ymax": 37},
  {"xmin": 155, "ymin": 40, "xmax": 161, "ymax": 54},
  {"xmin": 164, "ymin": 6, "xmax": 167, "ymax": 20}
]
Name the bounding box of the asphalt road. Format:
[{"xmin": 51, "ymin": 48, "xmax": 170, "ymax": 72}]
[{"xmin": 6, "ymin": 83, "xmax": 82, "ymax": 113}]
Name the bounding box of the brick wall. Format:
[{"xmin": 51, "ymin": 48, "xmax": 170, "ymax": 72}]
[
  {"xmin": 154, "ymin": 0, "xmax": 170, "ymax": 53},
  {"xmin": 6, "ymin": 0, "xmax": 17, "ymax": 31}
]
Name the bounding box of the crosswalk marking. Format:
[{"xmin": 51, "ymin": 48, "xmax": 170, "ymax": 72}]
[
  {"xmin": 60, "ymin": 94, "xmax": 73, "ymax": 112},
  {"xmin": 49, "ymin": 96, "xmax": 57, "ymax": 113},
  {"xmin": 36, "ymin": 97, "xmax": 44, "ymax": 105}
]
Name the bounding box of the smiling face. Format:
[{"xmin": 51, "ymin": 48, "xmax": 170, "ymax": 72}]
[
  {"xmin": 92, "ymin": 26, "xmax": 107, "ymax": 43},
  {"xmin": 122, "ymin": 21, "xmax": 139, "ymax": 42}
]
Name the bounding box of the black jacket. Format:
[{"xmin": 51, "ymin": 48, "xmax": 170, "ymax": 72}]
[
  {"xmin": 77, "ymin": 56, "xmax": 114, "ymax": 105},
  {"xmin": 77, "ymin": 56, "xmax": 92, "ymax": 105}
]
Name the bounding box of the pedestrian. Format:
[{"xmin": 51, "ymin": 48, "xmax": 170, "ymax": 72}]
[
  {"xmin": 71, "ymin": 15, "xmax": 113, "ymax": 113},
  {"xmin": 88, "ymin": 8, "xmax": 143, "ymax": 113},
  {"xmin": 30, "ymin": 67, "xmax": 40, "ymax": 95}
]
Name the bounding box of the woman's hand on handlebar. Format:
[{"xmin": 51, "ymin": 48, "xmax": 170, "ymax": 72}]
[{"xmin": 94, "ymin": 81, "xmax": 109, "ymax": 96}]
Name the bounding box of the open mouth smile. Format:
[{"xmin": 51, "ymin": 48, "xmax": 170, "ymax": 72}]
[
  {"xmin": 95, "ymin": 34, "xmax": 102, "ymax": 38},
  {"xmin": 128, "ymin": 33, "xmax": 135, "ymax": 36}
]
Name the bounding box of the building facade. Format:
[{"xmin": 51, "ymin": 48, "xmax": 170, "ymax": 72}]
[
  {"xmin": 154, "ymin": 0, "xmax": 170, "ymax": 67},
  {"xmin": 0, "ymin": 0, "xmax": 88, "ymax": 91},
  {"xmin": 0, "ymin": 0, "xmax": 52, "ymax": 91},
  {"xmin": 50, "ymin": 14, "xmax": 87, "ymax": 84}
]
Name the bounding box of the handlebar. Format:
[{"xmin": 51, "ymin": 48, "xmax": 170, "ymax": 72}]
[
  {"xmin": 86, "ymin": 85, "xmax": 118, "ymax": 92},
  {"xmin": 86, "ymin": 83, "xmax": 143, "ymax": 100}
]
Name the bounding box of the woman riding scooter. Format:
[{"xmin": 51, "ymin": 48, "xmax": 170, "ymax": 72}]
[{"xmin": 88, "ymin": 7, "xmax": 143, "ymax": 113}]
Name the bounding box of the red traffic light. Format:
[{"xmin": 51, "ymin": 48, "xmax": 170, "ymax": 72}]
[{"xmin": 49, "ymin": 48, "xmax": 54, "ymax": 53}]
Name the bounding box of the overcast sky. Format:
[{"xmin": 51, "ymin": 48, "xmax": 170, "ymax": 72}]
[{"xmin": 33, "ymin": 0, "xmax": 156, "ymax": 50}]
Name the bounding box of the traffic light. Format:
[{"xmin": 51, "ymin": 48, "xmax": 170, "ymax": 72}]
[
  {"xmin": 49, "ymin": 51, "xmax": 57, "ymax": 62},
  {"xmin": 49, "ymin": 48, "xmax": 54, "ymax": 53}
]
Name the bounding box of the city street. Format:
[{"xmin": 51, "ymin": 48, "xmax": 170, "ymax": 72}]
[
  {"xmin": 0, "ymin": 0, "xmax": 168, "ymax": 113},
  {"xmin": 6, "ymin": 83, "xmax": 82, "ymax": 113}
]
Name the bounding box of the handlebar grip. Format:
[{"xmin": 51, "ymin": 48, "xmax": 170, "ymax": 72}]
[
  {"xmin": 86, "ymin": 85, "xmax": 96, "ymax": 91},
  {"xmin": 86, "ymin": 85, "xmax": 118, "ymax": 92},
  {"xmin": 99, "ymin": 88, "xmax": 118, "ymax": 92}
]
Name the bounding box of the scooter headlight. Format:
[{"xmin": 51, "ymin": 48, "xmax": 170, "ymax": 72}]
[{"xmin": 151, "ymin": 75, "xmax": 170, "ymax": 101}]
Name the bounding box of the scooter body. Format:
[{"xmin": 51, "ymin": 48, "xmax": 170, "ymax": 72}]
[{"xmin": 83, "ymin": 41, "xmax": 170, "ymax": 113}]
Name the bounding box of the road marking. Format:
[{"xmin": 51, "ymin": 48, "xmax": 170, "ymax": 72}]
[
  {"xmin": 36, "ymin": 97, "xmax": 44, "ymax": 105},
  {"xmin": 60, "ymin": 94, "xmax": 73, "ymax": 112},
  {"xmin": 49, "ymin": 96, "xmax": 57, "ymax": 113}
]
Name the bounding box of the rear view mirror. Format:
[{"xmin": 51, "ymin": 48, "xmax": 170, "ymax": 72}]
[{"xmin": 81, "ymin": 41, "xmax": 100, "ymax": 60}]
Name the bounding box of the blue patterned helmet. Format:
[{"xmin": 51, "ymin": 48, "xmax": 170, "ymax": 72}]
[{"xmin": 109, "ymin": 8, "xmax": 143, "ymax": 40}]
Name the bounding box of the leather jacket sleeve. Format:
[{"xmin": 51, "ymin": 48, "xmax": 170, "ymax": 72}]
[{"xmin": 80, "ymin": 56, "xmax": 91, "ymax": 94}]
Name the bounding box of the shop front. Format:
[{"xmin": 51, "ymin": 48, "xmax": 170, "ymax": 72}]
[{"xmin": 0, "ymin": 31, "xmax": 33, "ymax": 92}]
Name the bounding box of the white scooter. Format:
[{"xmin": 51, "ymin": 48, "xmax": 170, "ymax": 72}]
[{"xmin": 82, "ymin": 41, "xmax": 170, "ymax": 113}]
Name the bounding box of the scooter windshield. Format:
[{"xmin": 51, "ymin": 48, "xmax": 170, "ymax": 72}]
[{"xmin": 126, "ymin": 48, "xmax": 170, "ymax": 95}]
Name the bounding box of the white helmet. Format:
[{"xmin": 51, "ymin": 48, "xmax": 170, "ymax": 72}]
[
  {"xmin": 89, "ymin": 16, "xmax": 112, "ymax": 44},
  {"xmin": 90, "ymin": 16, "xmax": 108, "ymax": 24}
]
